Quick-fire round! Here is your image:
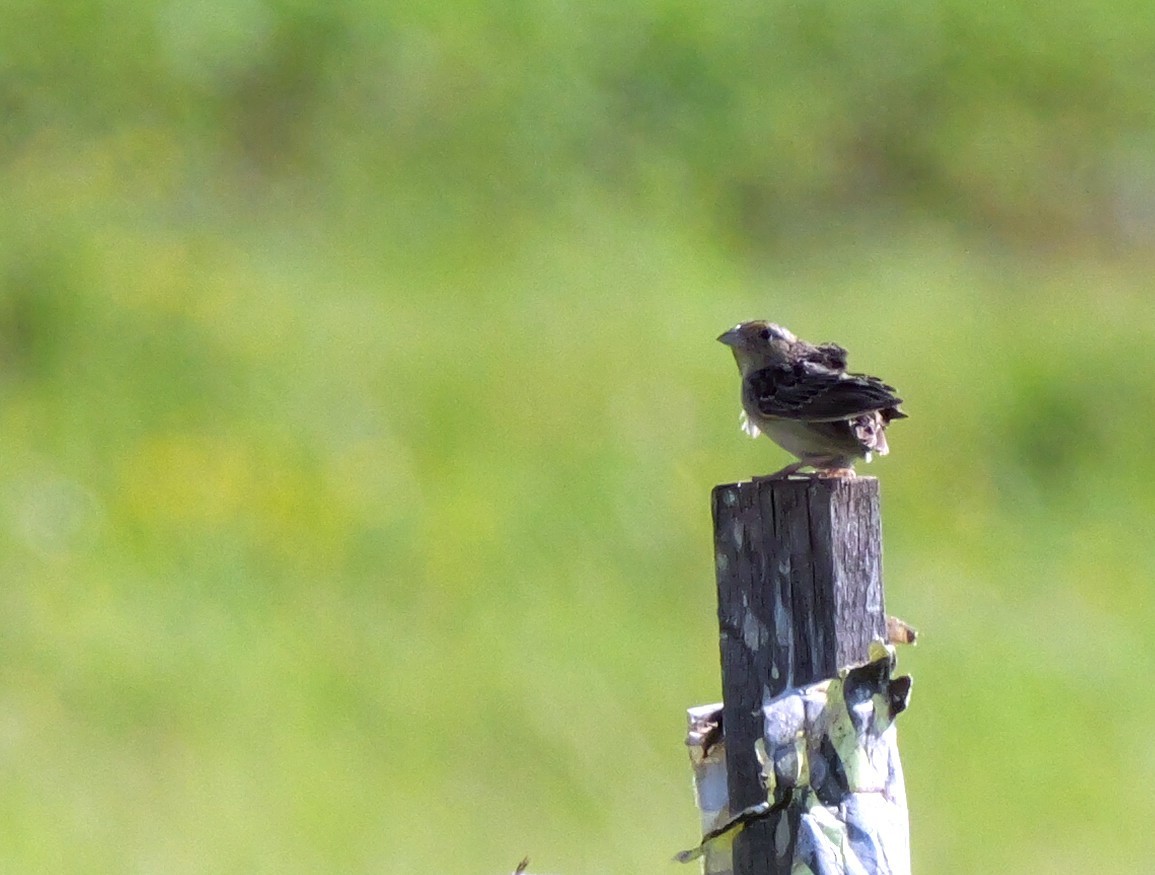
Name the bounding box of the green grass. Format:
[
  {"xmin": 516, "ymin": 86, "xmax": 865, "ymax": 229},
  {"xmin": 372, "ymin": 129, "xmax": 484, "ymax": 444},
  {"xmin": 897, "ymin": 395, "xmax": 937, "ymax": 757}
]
[
  {"xmin": 2, "ymin": 202, "xmax": 1154, "ymax": 872},
  {"xmin": 4, "ymin": 1, "xmax": 1155, "ymax": 871}
]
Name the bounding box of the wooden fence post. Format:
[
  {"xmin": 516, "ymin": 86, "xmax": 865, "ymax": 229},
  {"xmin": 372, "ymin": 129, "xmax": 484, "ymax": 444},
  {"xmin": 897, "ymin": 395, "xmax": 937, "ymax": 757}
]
[{"xmin": 711, "ymin": 476, "xmax": 888, "ymax": 875}]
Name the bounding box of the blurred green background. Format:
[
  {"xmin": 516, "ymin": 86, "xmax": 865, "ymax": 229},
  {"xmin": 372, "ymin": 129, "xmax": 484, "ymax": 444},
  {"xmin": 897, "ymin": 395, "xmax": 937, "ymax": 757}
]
[{"xmin": 3, "ymin": 0, "xmax": 1155, "ymax": 872}]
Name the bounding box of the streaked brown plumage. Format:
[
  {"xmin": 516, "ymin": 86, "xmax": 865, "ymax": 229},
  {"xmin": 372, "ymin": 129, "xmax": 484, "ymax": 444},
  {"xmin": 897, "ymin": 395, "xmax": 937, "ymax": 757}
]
[{"xmin": 718, "ymin": 321, "xmax": 906, "ymax": 478}]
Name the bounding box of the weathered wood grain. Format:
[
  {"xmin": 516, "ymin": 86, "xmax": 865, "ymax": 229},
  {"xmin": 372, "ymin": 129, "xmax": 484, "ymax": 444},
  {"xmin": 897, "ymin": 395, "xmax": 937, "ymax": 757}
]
[{"xmin": 711, "ymin": 476, "xmax": 887, "ymax": 875}]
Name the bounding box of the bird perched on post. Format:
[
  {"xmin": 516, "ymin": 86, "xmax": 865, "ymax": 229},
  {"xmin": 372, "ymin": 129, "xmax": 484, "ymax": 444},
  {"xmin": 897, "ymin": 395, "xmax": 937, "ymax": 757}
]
[{"xmin": 718, "ymin": 321, "xmax": 906, "ymax": 478}]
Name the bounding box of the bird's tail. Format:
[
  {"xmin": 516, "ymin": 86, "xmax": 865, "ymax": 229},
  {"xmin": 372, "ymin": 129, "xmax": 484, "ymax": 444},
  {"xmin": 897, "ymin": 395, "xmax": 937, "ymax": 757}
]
[{"xmin": 852, "ymin": 413, "xmax": 890, "ymax": 456}]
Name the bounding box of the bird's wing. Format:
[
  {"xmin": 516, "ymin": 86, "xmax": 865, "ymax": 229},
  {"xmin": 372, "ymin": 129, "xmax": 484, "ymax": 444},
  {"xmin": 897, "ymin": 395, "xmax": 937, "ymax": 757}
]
[
  {"xmin": 789, "ymin": 340, "xmax": 848, "ymax": 372},
  {"xmin": 811, "ymin": 343, "xmax": 848, "ymax": 371},
  {"xmin": 750, "ymin": 361, "xmax": 903, "ymax": 422}
]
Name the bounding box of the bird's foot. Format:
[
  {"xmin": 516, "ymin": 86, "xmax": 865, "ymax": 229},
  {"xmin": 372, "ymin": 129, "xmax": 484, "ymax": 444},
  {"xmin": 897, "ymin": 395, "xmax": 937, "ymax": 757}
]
[
  {"xmin": 815, "ymin": 466, "xmax": 857, "ymax": 478},
  {"xmin": 752, "ymin": 461, "xmax": 807, "ymax": 481},
  {"xmin": 750, "ymin": 460, "xmax": 857, "ymax": 482}
]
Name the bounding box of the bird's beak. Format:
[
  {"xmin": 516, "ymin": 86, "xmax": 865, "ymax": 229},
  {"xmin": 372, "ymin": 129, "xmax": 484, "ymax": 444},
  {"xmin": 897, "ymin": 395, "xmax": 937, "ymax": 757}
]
[{"xmin": 717, "ymin": 328, "xmax": 740, "ymax": 347}]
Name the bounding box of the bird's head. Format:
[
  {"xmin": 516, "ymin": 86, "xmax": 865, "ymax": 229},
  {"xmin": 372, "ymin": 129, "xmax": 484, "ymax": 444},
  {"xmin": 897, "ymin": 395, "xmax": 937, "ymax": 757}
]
[{"xmin": 717, "ymin": 321, "xmax": 795, "ymax": 373}]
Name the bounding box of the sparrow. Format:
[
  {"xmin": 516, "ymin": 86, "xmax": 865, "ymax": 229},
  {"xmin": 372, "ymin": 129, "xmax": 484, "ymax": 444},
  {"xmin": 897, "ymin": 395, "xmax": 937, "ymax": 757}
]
[{"xmin": 718, "ymin": 321, "xmax": 906, "ymax": 478}]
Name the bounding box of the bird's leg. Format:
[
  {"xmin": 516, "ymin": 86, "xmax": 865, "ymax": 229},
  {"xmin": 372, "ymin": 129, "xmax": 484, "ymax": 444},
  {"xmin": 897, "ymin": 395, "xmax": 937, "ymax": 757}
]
[
  {"xmin": 803, "ymin": 455, "xmax": 857, "ymax": 478},
  {"xmin": 753, "ymin": 460, "xmax": 807, "ymax": 481},
  {"xmin": 816, "ymin": 466, "xmax": 857, "ymax": 478}
]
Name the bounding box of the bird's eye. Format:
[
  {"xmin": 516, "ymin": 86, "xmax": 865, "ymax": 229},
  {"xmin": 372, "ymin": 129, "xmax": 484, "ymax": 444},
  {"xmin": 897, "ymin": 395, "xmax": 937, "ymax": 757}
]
[{"xmin": 759, "ymin": 328, "xmax": 772, "ymax": 340}]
